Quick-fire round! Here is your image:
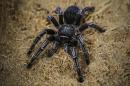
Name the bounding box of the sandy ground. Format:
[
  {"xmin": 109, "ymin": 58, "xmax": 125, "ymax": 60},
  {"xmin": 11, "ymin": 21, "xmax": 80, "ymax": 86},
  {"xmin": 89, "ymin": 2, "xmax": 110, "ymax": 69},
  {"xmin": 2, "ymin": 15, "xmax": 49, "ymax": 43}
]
[{"xmin": 0, "ymin": 0, "xmax": 130, "ymax": 86}]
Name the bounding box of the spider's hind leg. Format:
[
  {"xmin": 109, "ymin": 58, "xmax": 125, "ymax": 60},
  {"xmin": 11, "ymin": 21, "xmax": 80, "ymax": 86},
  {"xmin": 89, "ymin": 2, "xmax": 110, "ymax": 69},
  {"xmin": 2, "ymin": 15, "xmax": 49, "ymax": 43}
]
[
  {"xmin": 46, "ymin": 41, "xmax": 60, "ymax": 57},
  {"xmin": 69, "ymin": 47, "xmax": 84, "ymax": 83},
  {"xmin": 78, "ymin": 35, "xmax": 90, "ymax": 65},
  {"xmin": 27, "ymin": 36, "xmax": 54, "ymax": 69},
  {"xmin": 27, "ymin": 29, "xmax": 55, "ymax": 56}
]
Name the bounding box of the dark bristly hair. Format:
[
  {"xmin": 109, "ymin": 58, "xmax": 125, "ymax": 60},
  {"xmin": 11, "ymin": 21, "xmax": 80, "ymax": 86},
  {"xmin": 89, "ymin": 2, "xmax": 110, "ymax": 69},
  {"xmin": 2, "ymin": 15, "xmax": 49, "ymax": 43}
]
[{"xmin": 64, "ymin": 5, "xmax": 80, "ymax": 24}]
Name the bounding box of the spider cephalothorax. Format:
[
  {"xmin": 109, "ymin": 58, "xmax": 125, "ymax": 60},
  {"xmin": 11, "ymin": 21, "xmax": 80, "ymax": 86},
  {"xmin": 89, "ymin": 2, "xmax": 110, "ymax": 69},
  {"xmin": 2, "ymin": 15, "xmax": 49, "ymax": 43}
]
[{"xmin": 26, "ymin": 5, "xmax": 105, "ymax": 82}]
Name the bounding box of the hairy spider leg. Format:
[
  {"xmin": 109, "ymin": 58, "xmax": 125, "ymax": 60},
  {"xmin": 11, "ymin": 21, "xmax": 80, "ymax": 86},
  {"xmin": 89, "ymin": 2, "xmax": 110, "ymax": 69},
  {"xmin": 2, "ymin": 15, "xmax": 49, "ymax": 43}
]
[
  {"xmin": 63, "ymin": 43, "xmax": 71, "ymax": 56},
  {"xmin": 79, "ymin": 23, "xmax": 105, "ymax": 32},
  {"xmin": 81, "ymin": 6, "xmax": 95, "ymax": 14},
  {"xmin": 53, "ymin": 7, "xmax": 64, "ymax": 25},
  {"xmin": 59, "ymin": 14, "xmax": 64, "ymax": 25},
  {"xmin": 46, "ymin": 41, "xmax": 60, "ymax": 57},
  {"xmin": 74, "ymin": 6, "xmax": 95, "ymax": 26},
  {"xmin": 47, "ymin": 16, "xmax": 59, "ymax": 28},
  {"xmin": 63, "ymin": 41, "xmax": 84, "ymax": 82},
  {"xmin": 69, "ymin": 47, "xmax": 84, "ymax": 82},
  {"xmin": 27, "ymin": 29, "xmax": 55, "ymax": 56},
  {"xmin": 27, "ymin": 36, "xmax": 55, "ymax": 69},
  {"xmin": 77, "ymin": 35, "xmax": 90, "ymax": 65},
  {"xmin": 64, "ymin": 43, "xmax": 69, "ymax": 53}
]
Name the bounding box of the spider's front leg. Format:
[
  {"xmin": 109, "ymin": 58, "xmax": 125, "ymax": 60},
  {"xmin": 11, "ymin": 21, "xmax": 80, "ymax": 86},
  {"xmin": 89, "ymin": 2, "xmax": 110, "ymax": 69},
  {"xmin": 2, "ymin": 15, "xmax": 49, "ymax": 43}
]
[
  {"xmin": 75, "ymin": 6, "xmax": 95, "ymax": 26},
  {"xmin": 47, "ymin": 16, "xmax": 59, "ymax": 28},
  {"xmin": 77, "ymin": 35, "xmax": 90, "ymax": 65},
  {"xmin": 79, "ymin": 23, "xmax": 106, "ymax": 32},
  {"xmin": 27, "ymin": 29, "xmax": 55, "ymax": 56},
  {"xmin": 26, "ymin": 36, "xmax": 54, "ymax": 69},
  {"xmin": 81, "ymin": 6, "xmax": 95, "ymax": 14},
  {"xmin": 53, "ymin": 7, "xmax": 64, "ymax": 25},
  {"xmin": 68, "ymin": 47, "xmax": 84, "ymax": 82}
]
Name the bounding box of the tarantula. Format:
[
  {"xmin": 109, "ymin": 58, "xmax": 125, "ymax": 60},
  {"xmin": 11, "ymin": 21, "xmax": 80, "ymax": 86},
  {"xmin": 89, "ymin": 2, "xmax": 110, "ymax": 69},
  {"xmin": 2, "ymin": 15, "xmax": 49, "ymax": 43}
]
[{"xmin": 26, "ymin": 5, "xmax": 105, "ymax": 82}]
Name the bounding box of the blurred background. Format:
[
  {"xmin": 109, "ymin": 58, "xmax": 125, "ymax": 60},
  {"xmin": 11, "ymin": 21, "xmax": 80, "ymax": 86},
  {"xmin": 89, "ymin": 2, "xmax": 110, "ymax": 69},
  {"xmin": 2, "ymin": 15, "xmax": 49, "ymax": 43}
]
[{"xmin": 0, "ymin": 0, "xmax": 130, "ymax": 86}]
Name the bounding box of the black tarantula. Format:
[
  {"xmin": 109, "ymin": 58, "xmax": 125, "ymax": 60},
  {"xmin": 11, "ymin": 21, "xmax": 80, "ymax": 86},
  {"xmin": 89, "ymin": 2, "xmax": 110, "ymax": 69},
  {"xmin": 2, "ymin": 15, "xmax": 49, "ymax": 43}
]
[{"xmin": 26, "ymin": 5, "xmax": 105, "ymax": 82}]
